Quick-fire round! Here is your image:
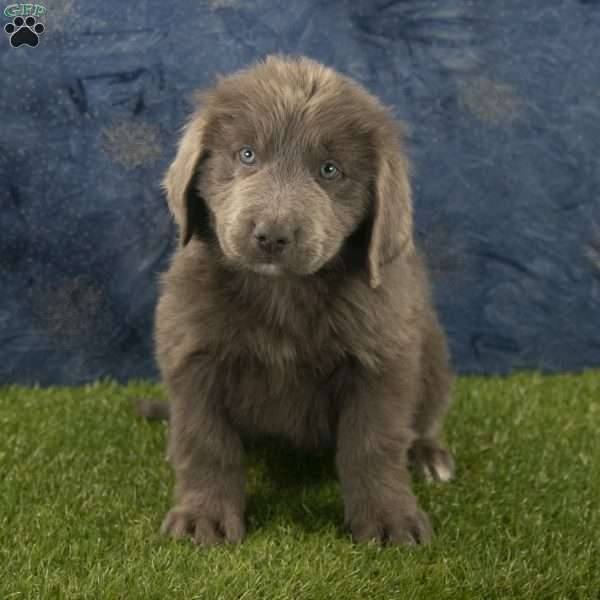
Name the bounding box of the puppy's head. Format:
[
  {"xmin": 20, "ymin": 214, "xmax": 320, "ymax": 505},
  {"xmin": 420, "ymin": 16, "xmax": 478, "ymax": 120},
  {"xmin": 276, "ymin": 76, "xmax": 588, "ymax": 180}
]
[{"xmin": 163, "ymin": 55, "xmax": 414, "ymax": 288}]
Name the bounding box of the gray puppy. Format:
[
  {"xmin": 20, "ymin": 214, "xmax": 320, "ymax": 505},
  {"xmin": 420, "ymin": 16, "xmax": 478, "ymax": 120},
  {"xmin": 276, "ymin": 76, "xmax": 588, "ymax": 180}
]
[{"xmin": 147, "ymin": 55, "xmax": 455, "ymax": 547}]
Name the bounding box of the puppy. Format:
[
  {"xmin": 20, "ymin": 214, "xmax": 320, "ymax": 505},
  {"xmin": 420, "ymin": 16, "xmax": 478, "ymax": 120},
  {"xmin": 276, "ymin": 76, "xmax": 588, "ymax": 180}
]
[{"xmin": 153, "ymin": 55, "xmax": 455, "ymax": 546}]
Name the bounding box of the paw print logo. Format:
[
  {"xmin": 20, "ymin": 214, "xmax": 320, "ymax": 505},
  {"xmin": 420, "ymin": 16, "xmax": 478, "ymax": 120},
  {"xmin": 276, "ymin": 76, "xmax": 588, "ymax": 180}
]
[{"xmin": 4, "ymin": 16, "xmax": 45, "ymax": 48}]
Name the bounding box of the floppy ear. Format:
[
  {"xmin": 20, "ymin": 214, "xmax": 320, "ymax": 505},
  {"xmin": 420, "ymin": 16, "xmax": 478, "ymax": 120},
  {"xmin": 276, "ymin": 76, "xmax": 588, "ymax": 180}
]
[
  {"xmin": 162, "ymin": 113, "xmax": 209, "ymax": 246},
  {"xmin": 367, "ymin": 137, "xmax": 415, "ymax": 288}
]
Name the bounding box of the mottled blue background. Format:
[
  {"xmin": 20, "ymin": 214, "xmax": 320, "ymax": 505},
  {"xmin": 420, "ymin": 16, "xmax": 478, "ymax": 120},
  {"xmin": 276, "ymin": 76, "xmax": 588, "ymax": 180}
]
[{"xmin": 1, "ymin": 0, "xmax": 599, "ymax": 385}]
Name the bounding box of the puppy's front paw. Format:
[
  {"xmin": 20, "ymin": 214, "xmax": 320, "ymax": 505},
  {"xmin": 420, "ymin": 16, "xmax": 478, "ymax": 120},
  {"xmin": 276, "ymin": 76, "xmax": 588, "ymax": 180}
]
[
  {"xmin": 347, "ymin": 500, "xmax": 433, "ymax": 546},
  {"xmin": 161, "ymin": 501, "xmax": 246, "ymax": 546}
]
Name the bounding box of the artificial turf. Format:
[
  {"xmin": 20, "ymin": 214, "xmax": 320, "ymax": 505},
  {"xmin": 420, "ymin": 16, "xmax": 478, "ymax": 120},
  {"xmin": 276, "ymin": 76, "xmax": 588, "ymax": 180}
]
[{"xmin": 1, "ymin": 371, "xmax": 599, "ymax": 599}]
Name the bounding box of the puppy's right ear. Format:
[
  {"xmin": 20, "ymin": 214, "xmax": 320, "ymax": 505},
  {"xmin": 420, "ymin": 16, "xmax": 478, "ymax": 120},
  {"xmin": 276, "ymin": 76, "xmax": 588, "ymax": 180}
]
[{"xmin": 162, "ymin": 114, "xmax": 209, "ymax": 246}]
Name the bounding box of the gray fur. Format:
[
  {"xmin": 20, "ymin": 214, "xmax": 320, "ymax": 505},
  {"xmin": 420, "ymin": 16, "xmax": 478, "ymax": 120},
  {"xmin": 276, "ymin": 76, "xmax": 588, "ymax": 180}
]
[{"xmin": 151, "ymin": 55, "xmax": 455, "ymax": 546}]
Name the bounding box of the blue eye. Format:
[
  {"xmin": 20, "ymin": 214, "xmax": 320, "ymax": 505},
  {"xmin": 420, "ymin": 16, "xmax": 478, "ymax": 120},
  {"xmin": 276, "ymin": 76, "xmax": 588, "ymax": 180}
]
[
  {"xmin": 320, "ymin": 161, "xmax": 341, "ymax": 180},
  {"xmin": 239, "ymin": 146, "xmax": 256, "ymax": 165}
]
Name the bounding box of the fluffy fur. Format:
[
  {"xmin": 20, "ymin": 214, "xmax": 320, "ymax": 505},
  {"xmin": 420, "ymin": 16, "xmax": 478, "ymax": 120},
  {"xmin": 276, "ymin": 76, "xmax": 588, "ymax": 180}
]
[{"xmin": 148, "ymin": 55, "xmax": 455, "ymax": 546}]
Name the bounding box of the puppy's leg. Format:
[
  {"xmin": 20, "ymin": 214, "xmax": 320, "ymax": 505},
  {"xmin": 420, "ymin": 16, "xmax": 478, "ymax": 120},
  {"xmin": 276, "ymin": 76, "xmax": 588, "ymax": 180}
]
[
  {"xmin": 161, "ymin": 356, "xmax": 246, "ymax": 546},
  {"xmin": 409, "ymin": 314, "xmax": 455, "ymax": 483},
  {"xmin": 336, "ymin": 366, "xmax": 433, "ymax": 546}
]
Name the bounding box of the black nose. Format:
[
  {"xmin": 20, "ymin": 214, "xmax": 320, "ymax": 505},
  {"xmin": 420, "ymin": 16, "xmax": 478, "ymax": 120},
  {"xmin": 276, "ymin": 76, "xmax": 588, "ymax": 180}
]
[{"xmin": 253, "ymin": 222, "xmax": 292, "ymax": 255}]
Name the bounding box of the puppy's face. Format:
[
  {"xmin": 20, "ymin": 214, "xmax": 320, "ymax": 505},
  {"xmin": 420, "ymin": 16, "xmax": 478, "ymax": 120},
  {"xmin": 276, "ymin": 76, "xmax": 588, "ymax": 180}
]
[
  {"xmin": 165, "ymin": 56, "xmax": 415, "ymax": 287},
  {"xmin": 198, "ymin": 82, "xmax": 375, "ymax": 278}
]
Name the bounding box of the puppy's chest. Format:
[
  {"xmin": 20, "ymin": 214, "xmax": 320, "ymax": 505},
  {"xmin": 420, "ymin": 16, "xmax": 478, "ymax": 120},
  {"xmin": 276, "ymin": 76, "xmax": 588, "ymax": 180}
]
[
  {"xmin": 220, "ymin": 292, "xmax": 348, "ymax": 368},
  {"xmin": 222, "ymin": 355, "xmax": 341, "ymax": 448},
  {"xmin": 217, "ymin": 314, "xmax": 349, "ymax": 448}
]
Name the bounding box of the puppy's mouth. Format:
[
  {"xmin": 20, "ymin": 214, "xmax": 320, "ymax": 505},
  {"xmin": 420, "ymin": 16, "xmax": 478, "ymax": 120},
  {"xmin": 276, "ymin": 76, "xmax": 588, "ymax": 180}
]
[{"xmin": 250, "ymin": 263, "xmax": 285, "ymax": 277}]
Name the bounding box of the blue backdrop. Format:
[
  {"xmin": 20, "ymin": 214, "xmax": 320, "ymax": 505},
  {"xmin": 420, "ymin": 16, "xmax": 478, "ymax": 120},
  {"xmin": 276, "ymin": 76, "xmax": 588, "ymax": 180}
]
[{"xmin": 1, "ymin": 0, "xmax": 599, "ymax": 385}]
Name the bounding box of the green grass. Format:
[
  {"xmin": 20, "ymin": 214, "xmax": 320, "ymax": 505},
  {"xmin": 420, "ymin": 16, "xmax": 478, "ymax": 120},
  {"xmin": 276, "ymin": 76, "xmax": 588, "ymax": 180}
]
[{"xmin": 1, "ymin": 372, "xmax": 599, "ymax": 599}]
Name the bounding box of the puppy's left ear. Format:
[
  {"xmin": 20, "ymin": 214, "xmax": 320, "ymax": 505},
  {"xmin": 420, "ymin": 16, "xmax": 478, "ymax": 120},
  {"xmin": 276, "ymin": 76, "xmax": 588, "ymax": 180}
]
[{"xmin": 367, "ymin": 131, "xmax": 415, "ymax": 288}]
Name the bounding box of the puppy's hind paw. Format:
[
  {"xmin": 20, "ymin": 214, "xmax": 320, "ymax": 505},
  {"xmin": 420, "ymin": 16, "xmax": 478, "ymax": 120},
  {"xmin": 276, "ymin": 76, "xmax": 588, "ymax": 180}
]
[{"xmin": 409, "ymin": 438, "xmax": 455, "ymax": 483}]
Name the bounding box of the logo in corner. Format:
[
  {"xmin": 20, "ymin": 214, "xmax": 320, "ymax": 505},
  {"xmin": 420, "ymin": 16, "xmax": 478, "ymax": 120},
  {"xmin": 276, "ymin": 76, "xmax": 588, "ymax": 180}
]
[{"xmin": 4, "ymin": 3, "xmax": 46, "ymax": 47}]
